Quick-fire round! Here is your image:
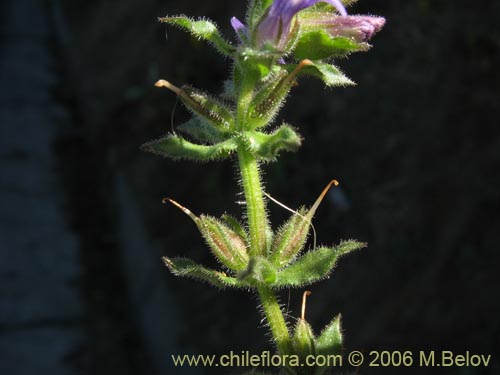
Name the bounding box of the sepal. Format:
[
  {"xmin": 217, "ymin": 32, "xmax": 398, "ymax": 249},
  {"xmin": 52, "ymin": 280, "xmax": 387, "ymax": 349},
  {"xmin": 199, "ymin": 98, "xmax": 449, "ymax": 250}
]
[
  {"xmin": 316, "ymin": 314, "xmax": 342, "ymax": 357},
  {"xmin": 286, "ymin": 61, "xmax": 355, "ymax": 87},
  {"xmin": 158, "ymin": 16, "xmax": 235, "ymax": 56},
  {"xmin": 274, "ymin": 241, "xmax": 365, "ymax": 287},
  {"xmin": 294, "ymin": 30, "xmax": 367, "ymax": 60},
  {"xmin": 244, "ymin": 125, "xmax": 302, "ymax": 161},
  {"xmin": 315, "ymin": 314, "xmax": 343, "ymax": 374},
  {"xmin": 292, "ymin": 319, "xmax": 316, "ymax": 359},
  {"xmin": 162, "ymin": 257, "xmax": 243, "ymax": 289},
  {"xmin": 141, "ymin": 135, "xmax": 237, "ymax": 161}
]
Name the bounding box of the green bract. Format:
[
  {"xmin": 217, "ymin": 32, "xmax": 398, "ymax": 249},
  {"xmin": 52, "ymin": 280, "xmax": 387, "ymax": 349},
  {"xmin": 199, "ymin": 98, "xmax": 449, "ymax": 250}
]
[{"xmin": 145, "ymin": 0, "xmax": 384, "ymax": 373}]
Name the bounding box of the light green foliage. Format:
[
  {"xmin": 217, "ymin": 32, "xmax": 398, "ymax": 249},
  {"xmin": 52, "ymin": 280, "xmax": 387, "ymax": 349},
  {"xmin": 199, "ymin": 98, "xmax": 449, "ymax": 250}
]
[
  {"xmin": 292, "ymin": 319, "xmax": 316, "ymax": 359},
  {"xmin": 288, "ymin": 61, "xmax": 355, "ymax": 87},
  {"xmin": 274, "ymin": 241, "xmax": 365, "ymax": 287},
  {"xmin": 295, "ymin": 31, "xmax": 368, "ymax": 60},
  {"xmin": 141, "ymin": 135, "xmax": 237, "ymax": 161},
  {"xmin": 158, "ymin": 16, "xmax": 234, "ymax": 56},
  {"xmin": 162, "ymin": 257, "xmax": 243, "ymax": 288},
  {"xmin": 244, "ymin": 125, "xmax": 302, "ymax": 161},
  {"xmin": 316, "ymin": 314, "xmax": 343, "ymax": 356}
]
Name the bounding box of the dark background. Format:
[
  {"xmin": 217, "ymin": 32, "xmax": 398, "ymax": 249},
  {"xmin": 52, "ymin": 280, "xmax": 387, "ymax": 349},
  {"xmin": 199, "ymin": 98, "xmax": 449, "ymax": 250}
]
[{"xmin": 1, "ymin": 0, "xmax": 499, "ymax": 374}]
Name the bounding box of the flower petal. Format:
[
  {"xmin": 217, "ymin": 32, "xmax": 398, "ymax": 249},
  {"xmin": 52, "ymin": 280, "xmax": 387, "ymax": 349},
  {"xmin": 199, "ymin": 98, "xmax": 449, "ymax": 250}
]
[
  {"xmin": 256, "ymin": 0, "xmax": 347, "ymax": 49},
  {"xmin": 231, "ymin": 16, "xmax": 248, "ymax": 42}
]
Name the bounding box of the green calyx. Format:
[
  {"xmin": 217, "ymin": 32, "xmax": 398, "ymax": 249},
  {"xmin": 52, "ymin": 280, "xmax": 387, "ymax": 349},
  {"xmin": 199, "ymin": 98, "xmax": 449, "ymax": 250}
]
[{"xmin": 163, "ymin": 193, "xmax": 364, "ymax": 290}]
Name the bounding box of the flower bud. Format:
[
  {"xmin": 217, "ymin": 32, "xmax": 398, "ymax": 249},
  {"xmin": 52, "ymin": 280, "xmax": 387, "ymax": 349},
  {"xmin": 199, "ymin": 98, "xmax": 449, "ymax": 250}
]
[{"xmin": 300, "ymin": 14, "xmax": 385, "ymax": 44}]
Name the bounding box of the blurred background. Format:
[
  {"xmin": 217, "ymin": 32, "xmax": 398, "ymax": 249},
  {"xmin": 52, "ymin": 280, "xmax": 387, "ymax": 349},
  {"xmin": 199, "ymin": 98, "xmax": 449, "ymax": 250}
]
[{"xmin": 1, "ymin": 0, "xmax": 499, "ymax": 374}]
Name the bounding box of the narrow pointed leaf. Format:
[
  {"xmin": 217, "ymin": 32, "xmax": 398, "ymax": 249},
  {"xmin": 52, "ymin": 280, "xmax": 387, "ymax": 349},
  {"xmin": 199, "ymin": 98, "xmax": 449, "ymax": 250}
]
[
  {"xmin": 159, "ymin": 16, "xmax": 235, "ymax": 56},
  {"xmin": 274, "ymin": 241, "xmax": 366, "ymax": 287},
  {"xmin": 292, "ymin": 319, "xmax": 316, "ymax": 359},
  {"xmin": 162, "ymin": 257, "xmax": 243, "ymax": 289},
  {"xmin": 295, "ymin": 30, "xmax": 367, "ymax": 60},
  {"xmin": 246, "ymin": 125, "xmax": 302, "ymax": 161},
  {"xmin": 316, "ymin": 314, "xmax": 343, "ymax": 357},
  {"xmin": 141, "ymin": 135, "xmax": 237, "ymax": 161},
  {"xmin": 286, "ymin": 61, "xmax": 354, "ymax": 87}
]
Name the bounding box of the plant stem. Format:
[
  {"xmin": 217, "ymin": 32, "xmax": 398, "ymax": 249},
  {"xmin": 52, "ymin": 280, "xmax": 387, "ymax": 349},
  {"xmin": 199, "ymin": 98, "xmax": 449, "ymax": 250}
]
[
  {"xmin": 237, "ymin": 148, "xmax": 267, "ymax": 256},
  {"xmin": 257, "ymin": 285, "xmax": 293, "ymax": 356},
  {"xmin": 235, "ymin": 69, "xmax": 292, "ymax": 362}
]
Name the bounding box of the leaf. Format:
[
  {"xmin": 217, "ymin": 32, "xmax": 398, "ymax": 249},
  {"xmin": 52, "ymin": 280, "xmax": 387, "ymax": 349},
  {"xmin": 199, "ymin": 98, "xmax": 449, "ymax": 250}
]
[
  {"xmin": 159, "ymin": 16, "xmax": 235, "ymax": 56},
  {"xmin": 273, "ymin": 241, "xmax": 366, "ymax": 287},
  {"xmin": 246, "ymin": 125, "xmax": 302, "ymax": 161},
  {"xmin": 162, "ymin": 257, "xmax": 244, "ymax": 289},
  {"xmin": 141, "ymin": 135, "xmax": 237, "ymax": 162},
  {"xmin": 295, "ymin": 30, "xmax": 367, "ymax": 60},
  {"xmin": 293, "ymin": 61, "xmax": 355, "ymax": 87}
]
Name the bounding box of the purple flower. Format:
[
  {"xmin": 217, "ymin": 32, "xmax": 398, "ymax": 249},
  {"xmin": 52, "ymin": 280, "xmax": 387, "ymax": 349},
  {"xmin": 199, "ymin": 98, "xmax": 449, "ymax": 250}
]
[
  {"xmin": 231, "ymin": 16, "xmax": 248, "ymax": 42},
  {"xmin": 302, "ymin": 15, "xmax": 385, "ymax": 43},
  {"xmin": 257, "ymin": 0, "xmax": 347, "ymax": 49},
  {"xmin": 231, "ymin": 0, "xmax": 347, "ymax": 50}
]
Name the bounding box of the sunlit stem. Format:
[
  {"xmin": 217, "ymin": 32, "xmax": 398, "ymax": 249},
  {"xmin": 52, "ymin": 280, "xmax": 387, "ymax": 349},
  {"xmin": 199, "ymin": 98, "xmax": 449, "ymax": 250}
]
[
  {"xmin": 258, "ymin": 285, "xmax": 293, "ymax": 355},
  {"xmin": 238, "ymin": 148, "xmax": 268, "ymax": 256}
]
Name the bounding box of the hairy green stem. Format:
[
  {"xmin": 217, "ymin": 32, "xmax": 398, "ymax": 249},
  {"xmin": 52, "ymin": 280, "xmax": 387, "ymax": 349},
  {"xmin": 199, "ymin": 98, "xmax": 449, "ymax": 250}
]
[
  {"xmin": 238, "ymin": 148, "xmax": 267, "ymax": 256},
  {"xmin": 236, "ymin": 74, "xmax": 255, "ymax": 131},
  {"xmin": 236, "ymin": 68, "xmax": 292, "ymax": 363},
  {"xmin": 257, "ymin": 285, "xmax": 293, "ymax": 356}
]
